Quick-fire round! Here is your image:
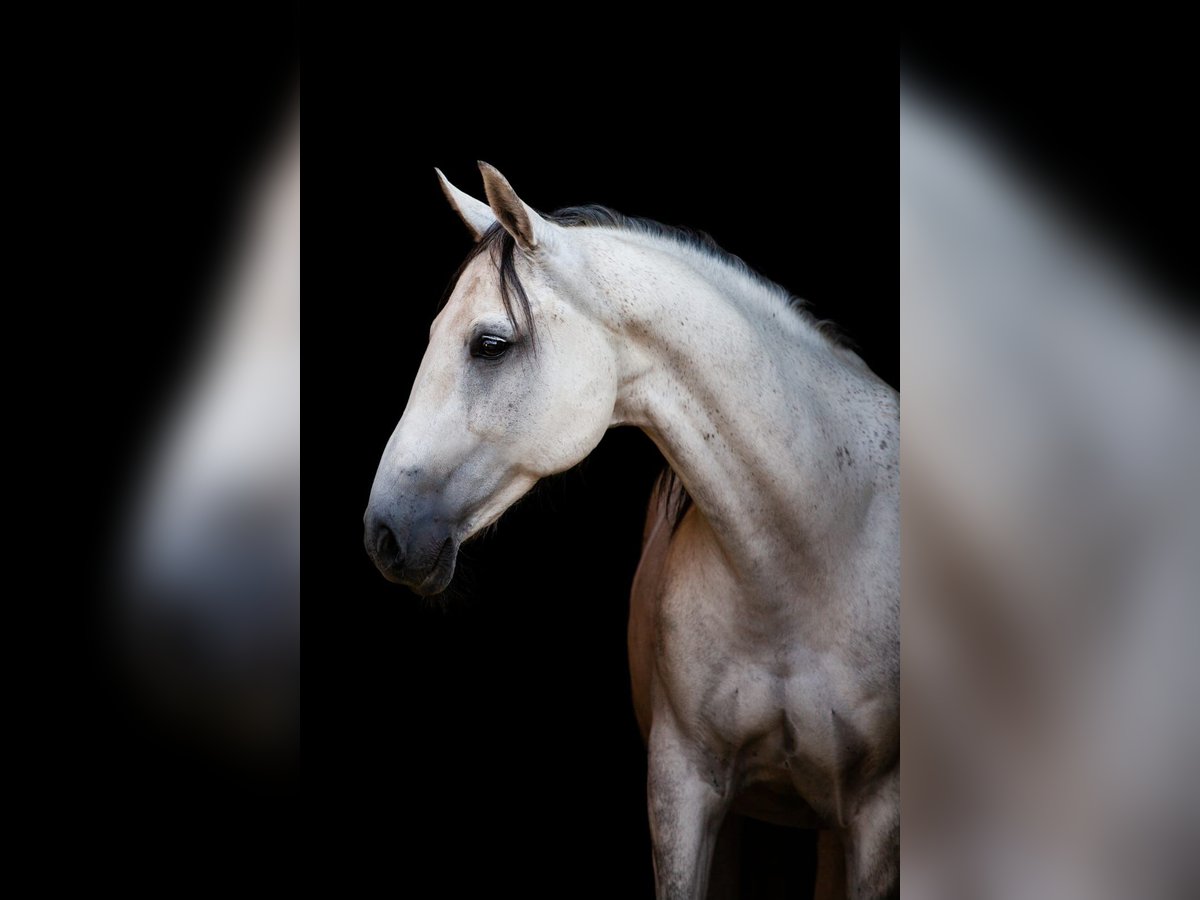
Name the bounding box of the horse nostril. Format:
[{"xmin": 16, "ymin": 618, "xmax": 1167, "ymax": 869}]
[
  {"xmin": 376, "ymin": 522, "xmax": 398, "ymax": 562},
  {"xmin": 379, "ymin": 525, "xmax": 398, "ymax": 561},
  {"xmin": 365, "ymin": 514, "xmax": 403, "ymax": 570}
]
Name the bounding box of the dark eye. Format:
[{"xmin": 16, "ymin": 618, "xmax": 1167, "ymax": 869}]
[{"xmin": 471, "ymin": 334, "xmax": 510, "ymax": 360}]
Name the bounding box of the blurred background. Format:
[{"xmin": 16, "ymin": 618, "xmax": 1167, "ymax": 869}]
[
  {"xmin": 28, "ymin": 4, "xmax": 303, "ymax": 840},
  {"xmin": 902, "ymin": 24, "xmax": 1198, "ymax": 900}
]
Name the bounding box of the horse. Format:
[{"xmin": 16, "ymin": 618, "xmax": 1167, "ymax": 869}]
[{"xmin": 364, "ymin": 164, "xmax": 899, "ymax": 899}]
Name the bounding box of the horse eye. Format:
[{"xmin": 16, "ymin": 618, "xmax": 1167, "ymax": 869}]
[{"xmin": 471, "ymin": 334, "xmax": 510, "ymax": 360}]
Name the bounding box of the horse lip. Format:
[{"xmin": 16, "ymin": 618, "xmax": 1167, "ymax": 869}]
[{"xmin": 412, "ymin": 537, "xmax": 455, "ymax": 596}]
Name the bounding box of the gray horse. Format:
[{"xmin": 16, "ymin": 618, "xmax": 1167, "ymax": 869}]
[{"xmin": 365, "ymin": 165, "xmax": 898, "ymax": 899}]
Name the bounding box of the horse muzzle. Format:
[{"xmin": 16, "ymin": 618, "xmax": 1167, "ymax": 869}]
[{"xmin": 363, "ymin": 508, "xmax": 458, "ymax": 596}]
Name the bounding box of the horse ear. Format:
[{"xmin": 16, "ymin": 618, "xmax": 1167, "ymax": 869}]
[
  {"xmin": 436, "ymin": 168, "xmax": 495, "ymax": 241},
  {"xmin": 478, "ymin": 162, "xmax": 552, "ymax": 254}
]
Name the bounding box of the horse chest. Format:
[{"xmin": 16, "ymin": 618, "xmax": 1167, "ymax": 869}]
[
  {"xmin": 659, "ymin": 620, "xmax": 857, "ymax": 824},
  {"xmin": 636, "ymin": 561, "xmax": 850, "ymax": 799}
]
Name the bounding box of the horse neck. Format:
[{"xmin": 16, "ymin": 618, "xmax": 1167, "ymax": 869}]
[{"xmin": 590, "ymin": 231, "xmax": 890, "ymax": 588}]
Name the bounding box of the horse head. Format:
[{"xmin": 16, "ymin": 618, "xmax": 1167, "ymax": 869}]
[{"xmin": 364, "ymin": 164, "xmax": 621, "ymax": 594}]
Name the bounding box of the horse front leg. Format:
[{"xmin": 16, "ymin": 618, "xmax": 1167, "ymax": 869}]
[
  {"xmin": 844, "ymin": 768, "xmax": 898, "ymax": 899},
  {"xmin": 647, "ymin": 721, "xmax": 729, "ymax": 900},
  {"xmin": 813, "ymin": 828, "xmax": 848, "ymax": 900}
]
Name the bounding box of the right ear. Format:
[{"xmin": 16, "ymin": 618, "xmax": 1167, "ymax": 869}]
[
  {"xmin": 478, "ymin": 162, "xmax": 554, "ymax": 254},
  {"xmin": 435, "ymin": 168, "xmax": 495, "ymax": 241}
]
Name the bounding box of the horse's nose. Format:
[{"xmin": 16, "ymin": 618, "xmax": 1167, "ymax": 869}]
[
  {"xmin": 364, "ymin": 511, "xmax": 404, "ymax": 571},
  {"xmin": 363, "ymin": 502, "xmax": 457, "ymax": 594}
]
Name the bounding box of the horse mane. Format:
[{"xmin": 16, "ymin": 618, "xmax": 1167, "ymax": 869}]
[
  {"xmin": 440, "ymin": 204, "xmax": 850, "ymax": 349},
  {"xmin": 439, "ymin": 204, "xmax": 852, "ymax": 533}
]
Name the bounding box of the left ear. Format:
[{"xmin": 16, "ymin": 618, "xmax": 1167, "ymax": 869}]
[
  {"xmin": 436, "ymin": 168, "xmax": 495, "ymax": 240},
  {"xmin": 478, "ymin": 162, "xmax": 554, "ymax": 254}
]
